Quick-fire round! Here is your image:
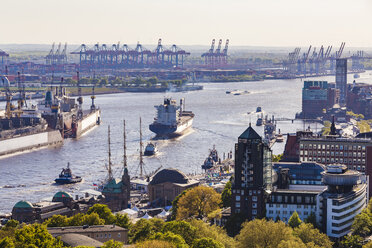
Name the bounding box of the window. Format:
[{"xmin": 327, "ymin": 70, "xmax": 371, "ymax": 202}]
[
  {"xmin": 109, "ymin": 234, "xmax": 111, "ymax": 238},
  {"xmin": 235, "ymin": 209, "xmax": 240, "ymax": 213},
  {"xmin": 252, "ymin": 210, "xmax": 257, "ymax": 215},
  {"xmin": 269, "ymin": 210, "xmax": 273, "ymax": 214},
  {"xmin": 236, "ymin": 203, "xmax": 240, "ymax": 208},
  {"xmin": 252, "ymin": 203, "xmax": 257, "ymax": 208},
  {"xmin": 236, "ymin": 196, "xmax": 240, "ymax": 201},
  {"xmin": 118, "ymin": 233, "xmax": 121, "ymax": 237},
  {"xmin": 105, "ymin": 234, "xmax": 107, "ymax": 238},
  {"xmin": 252, "ymin": 196, "xmax": 258, "ymax": 202}
]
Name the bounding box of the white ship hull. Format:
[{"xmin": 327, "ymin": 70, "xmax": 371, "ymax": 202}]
[{"xmin": 0, "ymin": 130, "xmax": 63, "ymax": 157}]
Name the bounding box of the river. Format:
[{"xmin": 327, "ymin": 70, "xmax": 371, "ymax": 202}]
[{"xmin": 0, "ymin": 71, "xmax": 371, "ymax": 214}]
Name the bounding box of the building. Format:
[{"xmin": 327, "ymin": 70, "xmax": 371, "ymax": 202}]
[
  {"xmin": 231, "ymin": 124, "xmax": 272, "ymax": 220},
  {"xmin": 299, "ymin": 136, "xmax": 372, "ymax": 194},
  {"xmin": 347, "ymin": 83, "xmax": 372, "ymax": 119},
  {"xmin": 12, "ymin": 191, "xmax": 76, "ymax": 223},
  {"xmin": 336, "ymin": 58, "xmax": 348, "ymax": 106},
  {"xmin": 301, "ymin": 81, "xmax": 329, "ymax": 118},
  {"xmin": 102, "ymin": 166, "xmax": 130, "ymax": 212},
  {"xmin": 57, "ymin": 233, "xmax": 104, "ymax": 248},
  {"xmin": 266, "ymin": 162, "xmax": 326, "ymax": 222},
  {"xmin": 318, "ymin": 164, "xmax": 369, "ymax": 238},
  {"xmin": 48, "ymin": 225, "xmax": 128, "ymax": 244},
  {"xmin": 282, "ymin": 130, "xmax": 315, "ymax": 162},
  {"xmin": 148, "ymin": 168, "xmax": 199, "ymax": 207}
]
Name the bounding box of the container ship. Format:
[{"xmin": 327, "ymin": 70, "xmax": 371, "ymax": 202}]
[{"xmin": 149, "ymin": 98, "xmax": 194, "ymax": 136}]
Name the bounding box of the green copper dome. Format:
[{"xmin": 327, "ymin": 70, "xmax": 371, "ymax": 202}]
[
  {"xmin": 14, "ymin": 201, "xmax": 33, "ymax": 209},
  {"xmin": 53, "ymin": 191, "xmax": 72, "ymax": 199}
]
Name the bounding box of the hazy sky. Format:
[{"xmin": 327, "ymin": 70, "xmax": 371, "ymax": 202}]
[{"xmin": 1, "ymin": 0, "xmax": 372, "ymax": 47}]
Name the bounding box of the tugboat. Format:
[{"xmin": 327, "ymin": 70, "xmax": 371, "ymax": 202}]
[
  {"xmin": 201, "ymin": 145, "xmax": 220, "ymax": 171},
  {"xmin": 276, "ymin": 129, "xmax": 284, "ymax": 143},
  {"xmin": 256, "ymin": 116, "xmax": 263, "ymax": 126},
  {"xmin": 256, "ymin": 106, "xmax": 262, "ymax": 112},
  {"xmin": 55, "ymin": 162, "xmax": 82, "ymax": 184},
  {"xmin": 149, "ymin": 98, "xmax": 194, "ymax": 136},
  {"xmin": 144, "ymin": 142, "xmax": 157, "ymax": 156}
]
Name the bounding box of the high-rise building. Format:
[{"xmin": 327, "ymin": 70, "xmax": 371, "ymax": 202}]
[
  {"xmin": 336, "ymin": 58, "xmax": 348, "ymax": 106},
  {"xmin": 231, "ymin": 124, "xmax": 272, "ymax": 220},
  {"xmin": 318, "ymin": 164, "xmax": 369, "ymax": 238}
]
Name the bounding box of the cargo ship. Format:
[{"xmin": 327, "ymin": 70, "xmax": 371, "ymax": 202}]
[{"xmin": 149, "ymin": 98, "xmax": 194, "ymax": 136}]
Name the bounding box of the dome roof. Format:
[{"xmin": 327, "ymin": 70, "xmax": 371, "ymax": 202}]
[
  {"xmin": 14, "ymin": 201, "xmax": 33, "ymax": 209},
  {"xmin": 150, "ymin": 168, "xmax": 188, "ymax": 185},
  {"xmin": 53, "ymin": 191, "xmax": 72, "ymax": 199}
]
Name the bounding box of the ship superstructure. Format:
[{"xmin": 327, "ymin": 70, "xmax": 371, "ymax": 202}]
[{"xmin": 149, "ymin": 98, "xmax": 194, "ymax": 136}]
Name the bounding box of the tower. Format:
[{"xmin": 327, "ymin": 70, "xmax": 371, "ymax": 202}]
[
  {"xmin": 336, "ymin": 58, "xmax": 347, "ymax": 106},
  {"xmin": 231, "ymin": 124, "xmax": 272, "ymax": 220}
]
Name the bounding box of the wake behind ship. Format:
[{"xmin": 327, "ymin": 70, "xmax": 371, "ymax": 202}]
[{"xmin": 149, "ymin": 98, "xmax": 194, "ymax": 136}]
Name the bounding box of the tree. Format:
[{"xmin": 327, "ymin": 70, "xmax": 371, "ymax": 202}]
[
  {"xmin": 340, "ymin": 235, "xmax": 363, "ymax": 248},
  {"xmin": 364, "ymin": 241, "xmax": 372, "ymax": 248},
  {"xmin": 13, "ymin": 224, "xmax": 64, "ymax": 248},
  {"xmin": 136, "ymin": 240, "xmax": 176, "ymax": 248},
  {"xmin": 188, "ymin": 219, "xmax": 236, "ymax": 248},
  {"xmin": 352, "ymin": 209, "xmax": 372, "ymax": 237},
  {"xmin": 288, "ymin": 211, "xmax": 302, "ymax": 228},
  {"xmin": 4, "ymin": 220, "xmax": 18, "ymax": 229},
  {"xmin": 304, "ymin": 212, "xmax": 317, "ymax": 228},
  {"xmin": 44, "ymin": 215, "xmax": 69, "ymax": 227},
  {"xmin": 0, "ymin": 237, "xmax": 15, "ymax": 248},
  {"xmin": 82, "ymin": 212, "xmax": 105, "ymax": 226},
  {"xmin": 236, "ymin": 219, "xmax": 294, "ymax": 248},
  {"xmin": 115, "ymin": 213, "xmax": 131, "ymax": 229},
  {"xmin": 170, "ymin": 190, "xmax": 188, "ymax": 220},
  {"xmin": 272, "ymin": 154, "xmax": 283, "ymax": 162},
  {"xmin": 102, "ymin": 239, "xmax": 124, "ymax": 248},
  {"xmin": 176, "ymin": 186, "xmax": 221, "ymax": 220},
  {"xmin": 129, "ymin": 218, "xmax": 165, "ymax": 244},
  {"xmin": 192, "ymin": 238, "xmax": 223, "ymax": 248},
  {"xmin": 293, "ymin": 223, "xmax": 333, "ymax": 248},
  {"xmin": 87, "ymin": 204, "xmax": 116, "ymax": 224},
  {"xmin": 152, "ymin": 231, "xmax": 188, "ymax": 248},
  {"xmin": 99, "ymin": 78, "xmax": 108, "ymax": 87},
  {"xmin": 162, "ymin": 221, "xmax": 196, "ymax": 246},
  {"xmin": 277, "ymin": 238, "xmax": 306, "ymax": 248},
  {"xmin": 221, "ymin": 181, "xmax": 232, "ymax": 208},
  {"xmin": 224, "ymin": 213, "xmax": 244, "ymax": 237}
]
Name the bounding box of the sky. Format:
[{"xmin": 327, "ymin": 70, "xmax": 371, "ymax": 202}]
[{"xmin": 0, "ymin": 0, "xmax": 372, "ymax": 47}]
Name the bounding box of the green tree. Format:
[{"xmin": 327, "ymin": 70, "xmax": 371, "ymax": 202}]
[
  {"xmin": 87, "ymin": 204, "xmax": 116, "ymax": 224},
  {"xmin": 288, "ymin": 211, "xmax": 302, "ymax": 228},
  {"xmin": 102, "ymin": 239, "xmax": 124, "ymax": 248},
  {"xmin": 99, "ymin": 78, "xmax": 108, "ymax": 87},
  {"xmin": 0, "ymin": 237, "xmax": 15, "ymax": 248},
  {"xmin": 277, "ymin": 238, "xmax": 306, "ymax": 248},
  {"xmin": 13, "ymin": 224, "xmax": 63, "ymax": 248},
  {"xmin": 162, "ymin": 221, "xmax": 196, "ymax": 246},
  {"xmin": 115, "ymin": 213, "xmax": 131, "ymax": 229},
  {"xmin": 236, "ymin": 219, "xmax": 294, "ymax": 248},
  {"xmin": 129, "ymin": 218, "xmax": 165, "ymax": 244},
  {"xmin": 272, "ymin": 154, "xmax": 283, "ymax": 162},
  {"xmin": 81, "ymin": 212, "xmax": 105, "ymax": 226},
  {"xmin": 340, "ymin": 235, "xmax": 363, "ymax": 248},
  {"xmin": 136, "ymin": 240, "xmax": 176, "ymax": 248},
  {"xmin": 170, "ymin": 190, "xmax": 188, "ymax": 220},
  {"xmin": 364, "ymin": 241, "xmax": 372, "ymax": 248},
  {"xmin": 188, "ymin": 219, "xmax": 236, "ymax": 248},
  {"xmin": 192, "ymin": 238, "xmax": 223, "ymax": 248},
  {"xmin": 176, "ymin": 186, "xmax": 221, "ymax": 220},
  {"xmin": 224, "ymin": 213, "xmax": 244, "ymax": 237},
  {"xmin": 3, "ymin": 220, "xmax": 18, "ymax": 229},
  {"xmin": 148, "ymin": 77, "xmax": 158, "ymax": 85},
  {"xmin": 293, "ymin": 223, "xmax": 333, "ymax": 248},
  {"xmin": 352, "ymin": 209, "xmax": 372, "ymax": 237},
  {"xmin": 152, "ymin": 231, "xmax": 188, "ymax": 248},
  {"xmin": 304, "ymin": 212, "xmax": 317, "ymax": 228},
  {"xmin": 44, "ymin": 215, "xmax": 69, "ymax": 227},
  {"xmin": 221, "ymin": 181, "xmax": 232, "ymax": 208},
  {"xmin": 68, "ymin": 213, "xmax": 85, "ymax": 226}
]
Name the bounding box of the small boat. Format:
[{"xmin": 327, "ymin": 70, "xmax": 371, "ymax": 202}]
[
  {"xmin": 144, "ymin": 142, "xmax": 157, "ymax": 156},
  {"xmin": 354, "ymin": 73, "xmax": 360, "ymax": 79},
  {"xmin": 276, "ymin": 133, "xmax": 284, "ymax": 142},
  {"xmin": 201, "ymin": 145, "xmax": 220, "ymax": 171},
  {"xmin": 256, "ymin": 107, "xmax": 262, "ymax": 112},
  {"xmin": 55, "ymin": 163, "xmax": 82, "ymax": 184}
]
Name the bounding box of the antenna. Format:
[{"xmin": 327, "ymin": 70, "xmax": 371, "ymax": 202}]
[
  {"xmin": 107, "ymin": 125, "xmax": 113, "ymax": 181},
  {"xmin": 139, "ymin": 117, "xmax": 144, "ymax": 177}
]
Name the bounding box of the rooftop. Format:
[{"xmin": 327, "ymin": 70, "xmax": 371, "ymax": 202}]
[
  {"xmin": 48, "ymin": 225, "xmax": 127, "ymax": 235},
  {"xmin": 238, "ymin": 125, "xmax": 261, "ymax": 140},
  {"xmin": 150, "ymin": 168, "xmax": 189, "ymax": 185},
  {"xmin": 56, "ymin": 233, "xmax": 103, "ymax": 248}
]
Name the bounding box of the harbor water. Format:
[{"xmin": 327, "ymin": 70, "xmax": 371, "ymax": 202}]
[{"xmin": 0, "ymin": 71, "xmax": 371, "ymax": 213}]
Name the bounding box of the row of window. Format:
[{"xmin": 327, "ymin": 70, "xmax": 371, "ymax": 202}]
[
  {"xmin": 268, "ymin": 204, "xmax": 314, "ymax": 209},
  {"xmin": 300, "ymin": 144, "xmax": 366, "ymax": 151},
  {"xmin": 87, "ymin": 232, "xmax": 121, "ymax": 239},
  {"xmin": 301, "ymin": 156, "xmax": 366, "ymax": 167},
  {"xmin": 268, "ymin": 210, "xmax": 310, "ymax": 216},
  {"xmin": 300, "ymin": 150, "xmax": 365, "ymax": 158},
  {"xmin": 270, "ymin": 195, "xmax": 315, "ymax": 204}
]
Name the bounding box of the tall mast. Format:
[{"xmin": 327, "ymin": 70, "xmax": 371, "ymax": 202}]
[
  {"xmin": 77, "ymin": 71, "xmax": 83, "ymax": 119},
  {"xmin": 139, "ymin": 117, "xmax": 144, "ymax": 177},
  {"xmin": 123, "ymin": 120, "xmax": 127, "ymax": 169},
  {"xmin": 108, "ymin": 125, "xmax": 113, "ymax": 181}
]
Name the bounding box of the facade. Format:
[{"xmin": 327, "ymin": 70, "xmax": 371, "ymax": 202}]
[
  {"xmin": 302, "ymin": 81, "xmax": 329, "ymax": 118},
  {"xmin": 148, "ymin": 168, "xmax": 199, "ymax": 207},
  {"xmin": 336, "ymin": 58, "xmax": 348, "ymax": 106},
  {"xmin": 48, "ymin": 225, "xmax": 128, "ymax": 244},
  {"xmin": 347, "ymin": 83, "xmax": 372, "ymax": 119},
  {"xmin": 102, "ymin": 166, "xmax": 130, "ymax": 212},
  {"xmin": 318, "ymin": 165, "xmax": 369, "ymax": 238},
  {"xmin": 231, "ymin": 124, "xmax": 272, "ymax": 220},
  {"xmin": 282, "ymin": 130, "xmax": 315, "ymax": 162},
  {"xmin": 299, "ymin": 136, "xmax": 372, "ymax": 194}
]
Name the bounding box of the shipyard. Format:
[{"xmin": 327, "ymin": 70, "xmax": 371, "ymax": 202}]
[{"xmin": 2, "ymin": 1, "xmax": 372, "ymax": 247}]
